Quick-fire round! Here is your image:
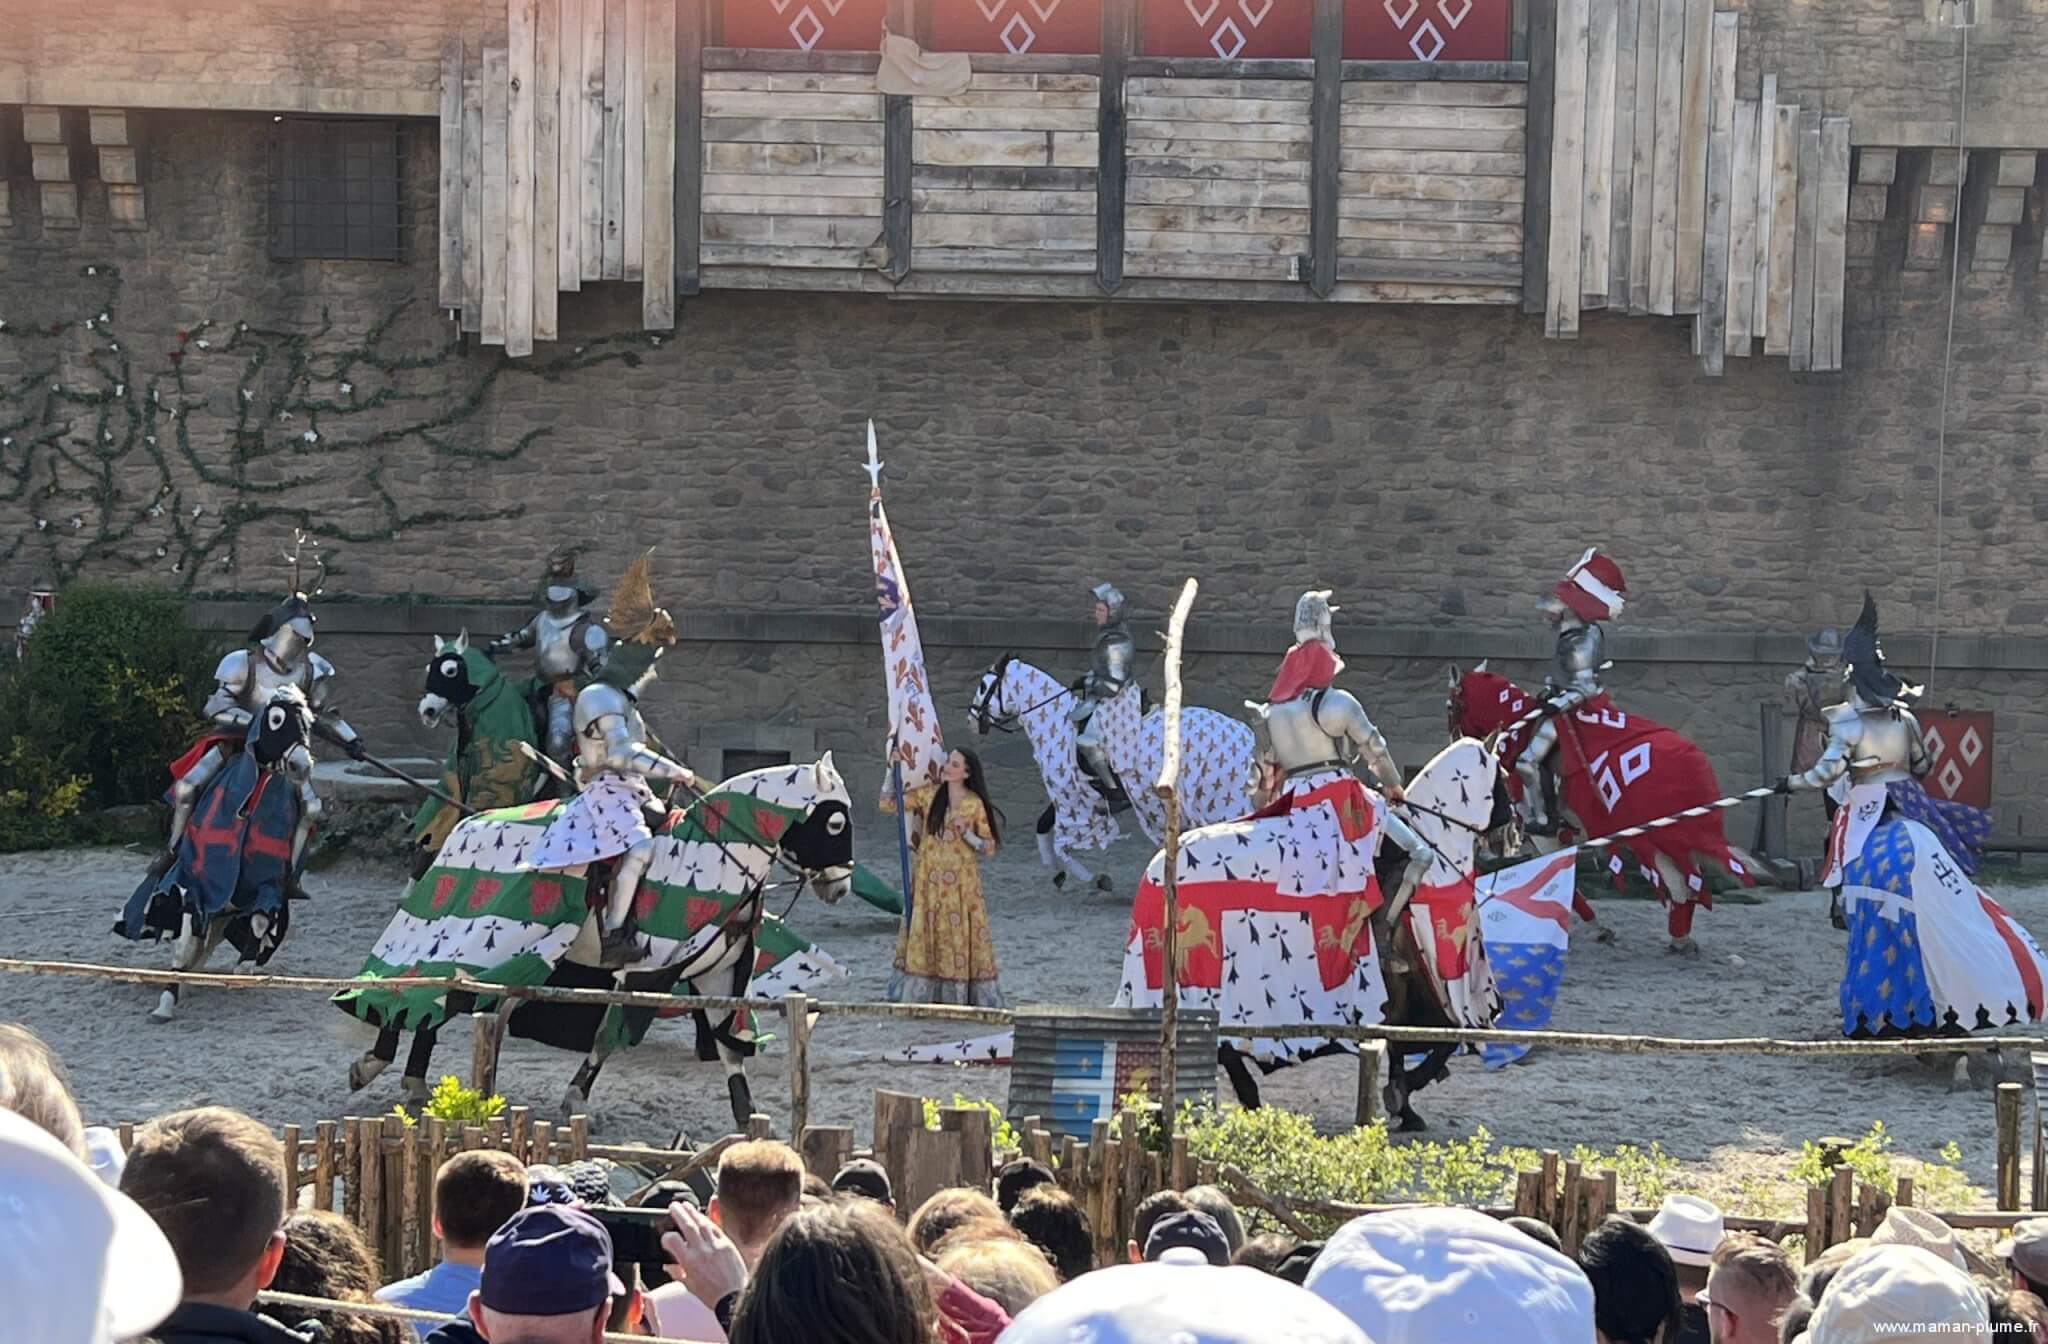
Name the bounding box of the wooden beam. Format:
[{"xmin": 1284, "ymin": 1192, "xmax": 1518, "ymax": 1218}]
[
  {"xmin": 559, "ymin": 0, "xmax": 584, "ymax": 291},
  {"xmin": 482, "ymin": 43, "xmax": 510, "ymax": 346},
  {"xmin": 643, "ymin": 0, "xmax": 677, "ymax": 329},
  {"xmin": 623, "ymin": 0, "xmax": 647, "ymax": 280},
  {"xmin": 1309, "ymin": 0, "xmax": 1343, "ymax": 298},
  {"xmin": 507, "ymin": 0, "xmax": 538, "ymax": 358},
  {"xmin": 1544, "ymin": 0, "xmax": 1590, "ymax": 337},
  {"xmin": 1724, "ymin": 97, "xmax": 1756, "ymax": 356},
  {"xmin": 536, "ymin": 0, "xmax": 561, "ymax": 341},
  {"xmin": 702, "ymin": 48, "xmax": 881, "ymax": 74},
  {"xmin": 1579, "ymin": 0, "xmax": 1616, "ymax": 307},
  {"xmin": 439, "ymin": 39, "xmax": 466, "ymax": 310},
  {"xmin": 1672, "ymin": 0, "xmax": 1710, "ymax": 314},
  {"xmin": 1694, "ymin": 10, "xmax": 1735, "ymax": 374},
  {"xmin": 581, "ymin": 0, "xmax": 607, "ymax": 279},
  {"xmin": 881, "ymin": 1, "xmax": 914, "ymax": 282},
  {"xmin": 1098, "ymin": 0, "xmax": 1136, "ymax": 295},
  {"xmin": 1607, "ymin": 0, "xmax": 1638, "ymax": 307},
  {"xmin": 676, "ymin": 0, "xmax": 705, "ymax": 297},
  {"xmin": 602, "ymin": 0, "xmax": 627, "ymax": 279},
  {"xmin": 1646, "ymin": 0, "xmax": 1681, "ymax": 312},
  {"xmin": 1624, "ymin": 0, "xmax": 1656, "ymax": 312},
  {"xmin": 1520, "ymin": 0, "xmax": 1557, "ymax": 316},
  {"xmin": 462, "ymin": 59, "xmax": 484, "ymax": 332},
  {"xmin": 1810, "ymin": 117, "xmax": 1850, "ymax": 373},
  {"xmin": 1513, "ymin": 0, "xmax": 1530, "ymax": 61},
  {"xmin": 1788, "ymin": 112, "xmax": 1820, "ymax": 373},
  {"xmin": 1750, "ymin": 73, "xmax": 1775, "ymax": 340},
  {"xmin": 1763, "ymin": 101, "xmax": 1796, "ymax": 355}
]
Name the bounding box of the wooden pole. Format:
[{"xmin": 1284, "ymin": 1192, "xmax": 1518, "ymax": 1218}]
[
  {"xmin": 470, "ymin": 1011, "xmax": 501, "ymax": 1096},
  {"xmin": 1153, "ymin": 578, "xmax": 1199, "ymax": 1145},
  {"xmin": 785, "ymin": 993, "xmax": 812, "ymax": 1140},
  {"xmin": 1999, "ymin": 1082, "xmax": 2024, "ymax": 1211},
  {"xmin": 1219, "ymin": 1163, "xmax": 1319, "ymax": 1241},
  {"xmin": 341, "ymin": 1118, "xmax": 361, "ymax": 1223},
  {"xmin": 282, "ymin": 1124, "xmax": 302, "ymax": 1211},
  {"xmin": 570, "ymin": 1114, "xmax": 591, "ymax": 1160},
  {"xmin": 508, "ymin": 1105, "xmax": 532, "ymax": 1163},
  {"xmin": 359, "ymin": 1117, "xmax": 383, "ymax": 1246},
  {"xmin": 314, "ymin": 1121, "xmax": 337, "ymax": 1212},
  {"xmin": 1827, "ymin": 1166, "xmax": 1853, "ymax": 1251},
  {"xmin": 1356, "ymin": 1040, "xmax": 1386, "ymax": 1126}
]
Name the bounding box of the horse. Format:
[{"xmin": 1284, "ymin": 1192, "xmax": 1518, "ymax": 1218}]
[
  {"xmin": 118, "ymin": 685, "xmax": 317, "ymax": 1023},
  {"xmin": 1447, "ymin": 663, "xmax": 1757, "ymax": 952},
  {"xmin": 336, "ymin": 756, "xmax": 855, "ymax": 1128},
  {"xmin": 1116, "ymin": 737, "xmax": 1505, "ymax": 1131},
  {"xmin": 410, "ymin": 631, "xmax": 545, "ymax": 880},
  {"xmin": 1088, "ymin": 682, "xmax": 1257, "ymax": 847},
  {"xmin": 968, "ymin": 652, "xmax": 1122, "ymax": 893}
]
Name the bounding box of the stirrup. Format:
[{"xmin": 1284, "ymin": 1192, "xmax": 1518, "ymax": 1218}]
[
  {"xmin": 1524, "ymin": 816, "xmax": 1561, "ymax": 838},
  {"xmin": 597, "ymin": 917, "xmax": 646, "ymax": 969}
]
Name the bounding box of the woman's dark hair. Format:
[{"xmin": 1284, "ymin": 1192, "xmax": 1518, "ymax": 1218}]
[
  {"xmin": 925, "ymin": 749, "xmax": 1004, "ymax": 848},
  {"xmin": 1233, "ymin": 1232, "xmax": 1299, "ymax": 1277},
  {"xmin": 729, "ymin": 1201, "xmax": 937, "ymax": 1344},
  {"xmin": 1010, "ymin": 1186, "xmax": 1094, "ymax": 1282},
  {"xmin": 272, "ymin": 1210, "xmax": 408, "ymax": 1344},
  {"xmin": 1579, "ymin": 1216, "xmax": 1682, "ymax": 1344}
]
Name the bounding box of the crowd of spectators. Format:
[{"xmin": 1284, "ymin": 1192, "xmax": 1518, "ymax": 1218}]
[{"xmin": 9, "ymin": 1018, "xmax": 2048, "ymax": 1344}]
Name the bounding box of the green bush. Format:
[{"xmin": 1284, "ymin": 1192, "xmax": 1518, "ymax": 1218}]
[
  {"xmin": 923, "ymin": 1094, "xmax": 1020, "ymax": 1157},
  {"xmin": 0, "ymin": 584, "xmax": 215, "ymax": 850},
  {"xmin": 393, "ymin": 1075, "xmax": 507, "ymax": 1128}
]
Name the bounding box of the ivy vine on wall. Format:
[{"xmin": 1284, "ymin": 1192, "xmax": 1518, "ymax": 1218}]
[{"xmin": 0, "ymin": 263, "xmax": 667, "ymax": 592}]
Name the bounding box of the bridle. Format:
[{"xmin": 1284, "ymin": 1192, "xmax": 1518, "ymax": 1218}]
[{"xmin": 970, "ymin": 652, "xmax": 1072, "ymax": 737}]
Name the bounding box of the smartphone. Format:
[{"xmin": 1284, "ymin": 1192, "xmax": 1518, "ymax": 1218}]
[{"xmin": 591, "ymin": 1206, "xmax": 675, "ymax": 1270}]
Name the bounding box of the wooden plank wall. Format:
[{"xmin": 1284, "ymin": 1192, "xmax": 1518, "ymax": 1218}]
[
  {"xmin": 1125, "ymin": 76, "xmax": 1312, "ymax": 283},
  {"xmin": 700, "ymin": 68, "xmax": 885, "ymax": 271},
  {"xmin": 438, "ymin": 0, "xmax": 691, "ymax": 353},
  {"xmin": 911, "ymin": 69, "xmax": 1101, "ymax": 276},
  {"xmin": 1339, "ymin": 80, "xmax": 1525, "ymax": 297},
  {"xmin": 1539, "ymin": 3, "xmax": 1849, "ymax": 374}
]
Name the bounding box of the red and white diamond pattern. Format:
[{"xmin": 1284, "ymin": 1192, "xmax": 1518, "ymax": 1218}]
[
  {"xmin": 764, "ymin": 0, "xmax": 848, "ymax": 52},
  {"xmin": 1186, "ymin": 0, "xmax": 1276, "ymax": 59},
  {"xmin": 1383, "ymin": 0, "xmax": 1471, "ymax": 62},
  {"xmin": 1920, "ymin": 711, "xmax": 1994, "ymax": 807},
  {"xmin": 971, "ymin": 0, "xmax": 1067, "ymax": 53}
]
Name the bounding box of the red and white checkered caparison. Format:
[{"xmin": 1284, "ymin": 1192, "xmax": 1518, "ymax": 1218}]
[{"xmin": 1552, "ymin": 547, "xmax": 1628, "ymax": 623}]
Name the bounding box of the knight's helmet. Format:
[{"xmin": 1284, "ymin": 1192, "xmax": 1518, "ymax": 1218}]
[
  {"xmin": 597, "ymin": 550, "xmax": 676, "ymax": 699},
  {"xmin": 1842, "ymin": 592, "xmax": 1921, "ymax": 708},
  {"xmin": 1543, "ymin": 547, "xmax": 1628, "ymax": 626},
  {"xmin": 542, "ymin": 549, "xmax": 597, "ymax": 611},
  {"xmin": 250, "ymin": 592, "xmax": 316, "ymax": 664},
  {"xmin": 1089, "ymin": 582, "xmax": 1126, "ymax": 624},
  {"xmin": 1293, "ymin": 589, "xmax": 1339, "ymax": 649}
]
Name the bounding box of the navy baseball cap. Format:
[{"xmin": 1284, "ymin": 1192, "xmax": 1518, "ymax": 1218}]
[
  {"xmin": 479, "ymin": 1206, "xmax": 626, "ymax": 1316},
  {"xmin": 1144, "ymin": 1209, "xmax": 1232, "ymax": 1267}
]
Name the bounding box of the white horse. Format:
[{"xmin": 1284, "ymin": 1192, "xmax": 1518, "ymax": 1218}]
[
  {"xmin": 1089, "ymin": 682, "xmax": 1256, "ymax": 846},
  {"xmin": 969, "ymin": 653, "xmax": 1121, "ymax": 891}
]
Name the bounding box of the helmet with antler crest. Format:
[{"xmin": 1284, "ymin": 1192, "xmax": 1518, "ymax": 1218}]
[{"xmin": 249, "ymin": 529, "xmax": 326, "ymax": 665}]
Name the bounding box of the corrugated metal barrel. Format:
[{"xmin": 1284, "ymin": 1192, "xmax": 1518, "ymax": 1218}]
[{"xmin": 1008, "ymin": 1005, "xmax": 1219, "ymax": 1140}]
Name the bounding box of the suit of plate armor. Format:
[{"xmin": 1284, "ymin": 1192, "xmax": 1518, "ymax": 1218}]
[
  {"xmin": 160, "ymin": 593, "xmax": 359, "ymax": 879},
  {"xmin": 1515, "ymin": 618, "xmax": 1608, "ymax": 831},
  {"xmin": 1785, "ymin": 600, "xmax": 1928, "ymax": 797},
  {"xmin": 1070, "ymin": 582, "xmax": 1135, "ymax": 788},
  {"xmin": 491, "ymin": 553, "xmax": 609, "ymax": 766}
]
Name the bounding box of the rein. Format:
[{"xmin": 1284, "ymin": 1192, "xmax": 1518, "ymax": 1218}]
[{"xmin": 971, "ymin": 656, "xmax": 1073, "ymax": 735}]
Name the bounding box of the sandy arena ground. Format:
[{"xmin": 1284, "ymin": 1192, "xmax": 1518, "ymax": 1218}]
[{"xmin": 7, "ymin": 768, "xmax": 2044, "ymax": 1210}]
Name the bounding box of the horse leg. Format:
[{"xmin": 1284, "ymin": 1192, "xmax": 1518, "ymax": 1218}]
[
  {"xmin": 350, "ymin": 1026, "xmax": 400, "ymax": 1091},
  {"xmin": 149, "ymin": 912, "xmax": 200, "ymax": 1023},
  {"xmin": 401, "ymin": 1022, "xmax": 440, "ymax": 1104},
  {"xmin": 713, "ymin": 949, "xmax": 757, "ymax": 1132},
  {"xmin": 1656, "ymin": 854, "xmax": 1701, "ymax": 956},
  {"xmin": 692, "ymin": 1008, "xmax": 720, "ymax": 1062},
  {"xmin": 562, "ymin": 1042, "xmax": 614, "ymax": 1123},
  {"xmin": 1218, "ymin": 1046, "xmax": 1261, "ymax": 1110}
]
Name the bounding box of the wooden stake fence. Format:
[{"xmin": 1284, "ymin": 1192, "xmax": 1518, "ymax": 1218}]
[{"xmin": 1153, "ymin": 577, "xmax": 1200, "ymax": 1147}]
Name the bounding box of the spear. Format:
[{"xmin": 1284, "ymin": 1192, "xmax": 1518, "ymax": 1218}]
[{"xmin": 314, "ymin": 725, "xmax": 472, "ymax": 816}]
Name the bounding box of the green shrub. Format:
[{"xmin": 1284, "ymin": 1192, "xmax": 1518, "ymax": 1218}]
[
  {"xmin": 394, "ymin": 1075, "xmax": 506, "ymax": 1128},
  {"xmin": 922, "ymin": 1094, "xmax": 1020, "ymax": 1157},
  {"xmin": 0, "ymin": 584, "xmax": 215, "ymax": 850}
]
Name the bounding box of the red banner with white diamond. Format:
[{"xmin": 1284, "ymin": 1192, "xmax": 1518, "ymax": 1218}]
[
  {"xmin": 934, "ymin": 0, "xmax": 1104, "ymax": 54},
  {"xmin": 1142, "ymin": 0, "xmax": 1310, "ymax": 58},
  {"xmin": 722, "ymin": 0, "xmax": 890, "ymax": 51},
  {"xmin": 1346, "ymin": 0, "xmax": 1511, "ymax": 60},
  {"xmin": 1920, "ymin": 710, "xmax": 1993, "ymax": 809}
]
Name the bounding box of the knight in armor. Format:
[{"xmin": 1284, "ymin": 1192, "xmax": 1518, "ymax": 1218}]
[
  {"xmin": 526, "ymin": 551, "xmax": 700, "ymax": 969},
  {"xmin": 155, "ymin": 586, "xmax": 362, "ymax": 885},
  {"xmin": 1516, "ymin": 548, "xmax": 1627, "ymax": 836},
  {"xmin": 1069, "ymin": 581, "xmax": 1136, "ymax": 807},
  {"xmin": 491, "ymin": 550, "xmax": 610, "ymax": 771},
  {"xmin": 1782, "ymin": 626, "xmax": 1844, "ymax": 822}
]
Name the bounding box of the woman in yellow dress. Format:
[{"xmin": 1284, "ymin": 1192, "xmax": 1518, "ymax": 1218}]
[{"xmin": 886, "ymin": 748, "xmax": 1005, "ymax": 1006}]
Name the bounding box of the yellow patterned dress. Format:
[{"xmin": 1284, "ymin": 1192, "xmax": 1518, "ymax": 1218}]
[{"xmin": 886, "ymin": 785, "xmax": 1003, "ymax": 1007}]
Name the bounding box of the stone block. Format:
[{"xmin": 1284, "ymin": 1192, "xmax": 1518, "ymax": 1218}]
[
  {"xmin": 21, "ymin": 105, "xmax": 64, "ymax": 144},
  {"xmin": 1856, "ymin": 148, "xmax": 1898, "ymax": 186},
  {"xmin": 1848, "ymin": 183, "xmax": 1889, "ymax": 222},
  {"xmin": 88, "ymin": 109, "xmax": 131, "ymax": 147},
  {"xmin": 38, "ymin": 182, "xmax": 80, "ymax": 228}
]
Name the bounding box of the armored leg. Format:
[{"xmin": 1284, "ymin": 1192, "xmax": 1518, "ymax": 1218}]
[
  {"xmin": 162, "ymin": 746, "xmax": 229, "ymax": 857},
  {"xmin": 288, "ymin": 777, "xmax": 322, "ymax": 900},
  {"xmin": 1515, "ymin": 721, "xmax": 1559, "ymax": 833},
  {"xmin": 598, "ymin": 839, "xmax": 654, "ymax": 968},
  {"xmin": 545, "ymin": 695, "xmax": 576, "ymax": 767}
]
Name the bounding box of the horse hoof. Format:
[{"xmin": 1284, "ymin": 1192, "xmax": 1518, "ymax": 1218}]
[
  {"xmin": 148, "ymin": 1007, "xmax": 174, "ymax": 1024},
  {"xmin": 1380, "ymin": 1083, "xmax": 1406, "ymax": 1121},
  {"xmin": 401, "ymin": 1076, "xmax": 430, "ymax": 1106},
  {"xmin": 149, "ymin": 990, "xmax": 177, "ymax": 1024},
  {"xmin": 1593, "ymin": 925, "xmax": 1617, "ymax": 945},
  {"xmin": 559, "ymin": 1089, "xmax": 590, "ymax": 1123},
  {"xmin": 1950, "ymin": 1057, "xmax": 1972, "ymax": 1093},
  {"xmin": 348, "ymin": 1053, "xmax": 389, "ymax": 1092},
  {"xmin": 1051, "ymin": 871, "xmax": 1068, "ymax": 891},
  {"xmin": 1666, "ymin": 936, "xmax": 1700, "ymax": 958},
  {"xmin": 1397, "ymin": 1109, "xmax": 1428, "ymax": 1133},
  {"xmin": 1093, "ymin": 875, "xmax": 1114, "ymax": 895}
]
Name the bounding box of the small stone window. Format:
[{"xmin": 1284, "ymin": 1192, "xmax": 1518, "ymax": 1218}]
[{"xmin": 268, "ymin": 119, "xmax": 405, "ymax": 262}]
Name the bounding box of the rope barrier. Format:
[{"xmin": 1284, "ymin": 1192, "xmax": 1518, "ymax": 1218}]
[
  {"xmin": 1249, "ymin": 1020, "xmax": 2047, "ymax": 1054},
  {"xmin": 0, "ymin": 956, "xmax": 1012, "ymax": 1026},
  {"xmin": 254, "ymin": 1288, "xmax": 717, "ymax": 1344}
]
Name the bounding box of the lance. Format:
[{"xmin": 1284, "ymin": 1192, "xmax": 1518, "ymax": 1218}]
[
  {"xmin": 1470, "ymin": 785, "xmax": 1781, "ymax": 909},
  {"xmin": 314, "ymin": 724, "xmax": 473, "ymax": 816}
]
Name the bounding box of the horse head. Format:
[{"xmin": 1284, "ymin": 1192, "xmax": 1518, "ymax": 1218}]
[
  {"xmin": 969, "ymin": 651, "xmax": 1018, "ymax": 737},
  {"xmin": 736, "ymin": 753, "xmax": 855, "ymax": 905},
  {"xmin": 419, "ymin": 630, "xmax": 494, "ymax": 729},
  {"xmin": 250, "ymin": 683, "xmax": 315, "ymax": 774},
  {"xmin": 1447, "ymin": 660, "xmax": 1529, "ymax": 740}
]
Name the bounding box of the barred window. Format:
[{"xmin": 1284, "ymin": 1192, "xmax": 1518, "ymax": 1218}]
[{"xmin": 268, "ymin": 119, "xmax": 405, "ymax": 261}]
